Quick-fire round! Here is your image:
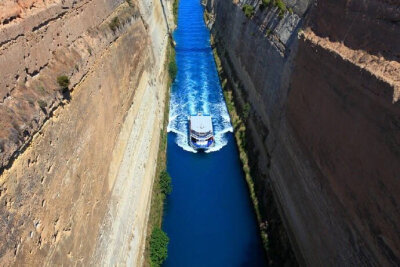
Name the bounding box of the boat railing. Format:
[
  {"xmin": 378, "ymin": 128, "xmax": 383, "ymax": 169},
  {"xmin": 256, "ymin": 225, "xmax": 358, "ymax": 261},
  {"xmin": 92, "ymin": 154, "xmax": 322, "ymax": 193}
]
[{"xmin": 190, "ymin": 129, "xmax": 212, "ymax": 137}]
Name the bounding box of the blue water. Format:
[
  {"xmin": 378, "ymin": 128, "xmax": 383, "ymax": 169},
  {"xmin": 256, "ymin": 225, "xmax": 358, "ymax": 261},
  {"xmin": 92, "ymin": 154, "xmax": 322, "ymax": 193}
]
[{"xmin": 162, "ymin": 0, "xmax": 267, "ymax": 266}]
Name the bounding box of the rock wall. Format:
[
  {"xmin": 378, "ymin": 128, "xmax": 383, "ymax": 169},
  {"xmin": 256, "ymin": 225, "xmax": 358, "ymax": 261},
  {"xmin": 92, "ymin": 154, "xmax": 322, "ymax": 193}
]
[
  {"xmin": 207, "ymin": 0, "xmax": 400, "ymax": 265},
  {"xmin": 0, "ymin": 0, "xmax": 173, "ymax": 265}
]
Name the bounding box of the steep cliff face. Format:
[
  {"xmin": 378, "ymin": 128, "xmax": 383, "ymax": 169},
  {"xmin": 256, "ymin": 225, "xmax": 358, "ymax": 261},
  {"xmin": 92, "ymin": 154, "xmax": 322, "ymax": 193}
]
[
  {"xmin": 207, "ymin": 0, "xmax": 400, "ymax": 265},
  {"xmin": 0, "ymin": 0, "xmax": 173, "ymax": 265}
]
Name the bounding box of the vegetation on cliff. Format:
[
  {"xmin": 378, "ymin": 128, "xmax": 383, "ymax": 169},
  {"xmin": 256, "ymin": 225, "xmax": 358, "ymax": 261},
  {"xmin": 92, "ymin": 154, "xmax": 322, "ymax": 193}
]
[
  {"xmin": 173, "ymin": 0, "xmax": 179, "ymax": 24},
  {"xmin": 245, "ymin": 0, "xmax": 288, "ymax": 19},
  {"xmin": 109, "ymin": 17, "xmax": 120, "ymax": 32},
  {"xmin": 209, "ymin": 31, "xmax": 297, "ymax": 265},
  {"xmin": 242, "ymin": 4, "xmax": 255, "ymax": 18},
  {"xmin": 168, "ymin": 46, "xmax": 177, "ymax": 82},
  {"xmin": 144, "ymin": 40, "xmax": 176, "ymax": 267},
  {"xmin": 160, "ymin": 170, "xmax": 172, "ymax": 195},
  {"xmin": 57, "ymin": 75, "xmax": 70, "ymax": 91},
  {"xmin": 210, "ymin": 33, "xmax": 267, "ymax": 253},
  {"xmin": 150, "ymin": 228, "xmax": 169, "ymax": 267}
]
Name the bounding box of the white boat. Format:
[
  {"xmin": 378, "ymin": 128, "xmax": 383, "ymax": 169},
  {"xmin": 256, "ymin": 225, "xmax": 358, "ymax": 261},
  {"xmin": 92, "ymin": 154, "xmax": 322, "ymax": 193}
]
[{"xmin": 189, "ymin": 113, "xmax": 215, "ymax": 150}]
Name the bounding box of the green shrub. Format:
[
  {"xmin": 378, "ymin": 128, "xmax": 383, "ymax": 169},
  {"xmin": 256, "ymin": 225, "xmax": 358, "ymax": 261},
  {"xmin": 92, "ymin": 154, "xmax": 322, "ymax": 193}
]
[
  {"xmin": 57, "ymin": 75, "xmax": 70, "ymax": 90},
  {"xmin": 173, "ymin": 0, "xmax": 179, "ymax": 23},
  {"xmin": 150, "ymin": 228, "xmax": 169, "ymax": 267},
  {"xmin": 242, "ymin": 102, "xmax": 251, "ymax": 120},
  {"xmin": 159, "ymin": 170, "xmax": 172, "ymax": 195},
  {"xmin": 260, "ymin": 0, "xmax": 271, "ymax": 9},
  {"xmin": 109, "ymin": 17, "xmax": 120, "ymax": 32},
  {"xmin": 242, "ymin": 4, "xmax": 255, "ymax": 18},
  {"xmin": 168, "ymin": 55, "xmax": 177, "ymax": 82},
  {"xmin": 274, "ymin": 0, "xmax": 287, "ymax": 13}
]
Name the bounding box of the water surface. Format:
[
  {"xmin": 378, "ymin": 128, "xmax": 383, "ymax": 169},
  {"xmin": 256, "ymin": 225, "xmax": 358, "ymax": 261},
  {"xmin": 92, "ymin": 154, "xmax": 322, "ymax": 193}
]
[{"xmin": 163, "ymin": 0, "xmax": 267, "ymax": 265}]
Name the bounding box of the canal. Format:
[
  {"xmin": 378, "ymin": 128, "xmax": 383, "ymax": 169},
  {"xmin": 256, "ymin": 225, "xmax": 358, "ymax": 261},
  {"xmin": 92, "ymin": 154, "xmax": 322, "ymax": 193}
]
[{"xmin": 162, "ymin": 0, "xmax": 267, "ymax": 266}]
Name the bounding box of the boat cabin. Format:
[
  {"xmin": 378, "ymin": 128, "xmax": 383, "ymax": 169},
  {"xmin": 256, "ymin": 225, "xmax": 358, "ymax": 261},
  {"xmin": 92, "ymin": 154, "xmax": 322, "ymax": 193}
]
[{"xmin": 189, "ymin": 114, "xmax": 214, "ymax": 150}]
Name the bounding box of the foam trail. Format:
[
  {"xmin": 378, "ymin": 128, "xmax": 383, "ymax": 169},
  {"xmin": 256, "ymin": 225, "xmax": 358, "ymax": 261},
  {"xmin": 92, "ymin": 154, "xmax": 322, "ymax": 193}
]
[{"xmin": 167, "ymin": 6, "xmax": 232, "ymax": 153}]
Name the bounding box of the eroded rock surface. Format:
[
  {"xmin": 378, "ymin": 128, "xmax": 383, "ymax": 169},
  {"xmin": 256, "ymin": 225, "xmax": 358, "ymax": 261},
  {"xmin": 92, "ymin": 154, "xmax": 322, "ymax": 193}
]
[
  {"xmin": 0, "ymin": 0, "xmax": 173, "ymax": 265},
  {"xmin": 206, "ymin": 0, "xmax": 400, "ymax": 265}
]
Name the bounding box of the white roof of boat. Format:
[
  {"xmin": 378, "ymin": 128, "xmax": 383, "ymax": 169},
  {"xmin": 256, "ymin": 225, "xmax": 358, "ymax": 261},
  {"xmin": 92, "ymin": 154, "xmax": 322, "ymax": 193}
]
[{"xmin": 190, "ymin": 115, "xmax": 213, "ymax": 133}]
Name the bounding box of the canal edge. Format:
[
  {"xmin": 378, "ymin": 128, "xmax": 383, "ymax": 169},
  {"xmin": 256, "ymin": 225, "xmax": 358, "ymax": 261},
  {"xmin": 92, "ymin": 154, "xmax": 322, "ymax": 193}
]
[
  {"xmin": 143, "ymin": 35, "xmax": 176, "ymax": 266},
  {"xmin": 204, "ymin": 10, "xmax": 294, "ymax": 265}
]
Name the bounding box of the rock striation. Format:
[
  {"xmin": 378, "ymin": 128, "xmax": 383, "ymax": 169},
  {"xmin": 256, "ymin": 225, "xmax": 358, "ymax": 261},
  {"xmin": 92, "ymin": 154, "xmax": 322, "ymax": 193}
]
[
  {"xmin": 0, "ymin": 0, "xmax": 173, "ymax": 265},
  {"xmin": 206, "ymin": 0, "xmax": 400, "ymax": 265}
]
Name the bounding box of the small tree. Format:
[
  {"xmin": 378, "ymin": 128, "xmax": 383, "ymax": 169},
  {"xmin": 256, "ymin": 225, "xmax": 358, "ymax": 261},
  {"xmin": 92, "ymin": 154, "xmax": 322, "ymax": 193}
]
[
  {"xmin": 109, "ymin": 17, "xmax": 120, "ymax": 32},
  {"xmin": 150, "ymin": 228, "xmax": 169, "ymax": 267},
  {"xmin": 57, "ymin": 75, "xmax": 70, "ymax": 91},
  {"xmin": 242, "ymin": 4, "xmax": 255, "ymax": 18},
  {"xmin": 159, "ymin": 170, "xmax": 172, "ymax": 195}
]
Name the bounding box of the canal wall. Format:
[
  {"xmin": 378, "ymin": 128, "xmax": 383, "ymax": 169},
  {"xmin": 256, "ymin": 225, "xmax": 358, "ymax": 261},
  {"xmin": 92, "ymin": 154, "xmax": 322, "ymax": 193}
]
[
  {"xmin": 206, "ymin": 0, "xmax": 400, "ymax": 266},
  {"xmin": 0, "ymin": 0, "xmax": 173, "ymax": 265}
]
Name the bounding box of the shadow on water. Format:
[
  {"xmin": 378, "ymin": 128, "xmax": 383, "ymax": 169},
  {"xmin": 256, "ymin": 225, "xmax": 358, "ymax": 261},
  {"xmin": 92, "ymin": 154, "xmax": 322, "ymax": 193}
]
[
  {"xmin": 162, "ymin": 0, "xmax": 267, "ymax": 265},
  {"xmin": 163, "ymin": 134, "xmax": 267, "ymax": 266}
]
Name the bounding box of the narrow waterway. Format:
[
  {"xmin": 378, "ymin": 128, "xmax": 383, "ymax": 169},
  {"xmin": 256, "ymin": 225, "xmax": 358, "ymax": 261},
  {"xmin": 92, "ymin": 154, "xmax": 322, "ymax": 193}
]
[{"xmin": 162, "ymin": 0, "xmax": 267, "ymax": 266}]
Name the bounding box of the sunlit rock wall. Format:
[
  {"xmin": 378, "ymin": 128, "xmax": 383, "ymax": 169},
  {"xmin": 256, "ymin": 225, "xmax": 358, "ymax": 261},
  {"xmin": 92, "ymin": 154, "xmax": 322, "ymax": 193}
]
[{"xmin": 0, "ymin": 0, "xmax": 173, "ymax": 265}]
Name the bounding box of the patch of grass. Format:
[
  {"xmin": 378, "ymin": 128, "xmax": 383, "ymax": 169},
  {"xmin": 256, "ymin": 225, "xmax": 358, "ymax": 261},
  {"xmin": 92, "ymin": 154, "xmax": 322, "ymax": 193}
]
[
  {"xmin": 210, "ymin": 35, "xmax": 269, "ymax": 253},
  {"xmin": 57, "ymin": 75, "xmax": 70, "ymax": 91},
  {"xmin": 274, "ymin": 0, "xmax": 287, "ymax": 17},
  {"xmin": 159, "ymin": 170, "xmax": 172, "ymax": 195},
  {"xmin": 37, "ymin": 99, "xmax": 47, "ymax": 110},
  {"xmin": 168, "ymin": 45, "xmax": 177, "ymax": 81},
  {"xmin": 150, "ymin": 228, "xmax": 169, "ymax": 267},
  {"xmin": 125, "ymin": 0, "xmax": 133, "ymax": 7},
  {"xmin": 261, "ymin": 0, "xmax": 288, "ymax": 17},
  {"xmin": 35, "ymin": 84, "xmax": 46, "ymax": 94},
  {"xmin": 173, "ymin": 0, "xmax": 179, "ymax": 24},
  {"xmin": 242, "ymin": 102, "xmax": 251, "ymax": 120},
  {"xmin": 260, "ymin": 0, "xmax": 271, "ymax": 9},
  {"xmin": 144, "ymin": 41, "xmax": 173, "ymax": 266},
  {"xmin": 109, "ymin": 17, "xmax": 120, "ymax": 32},
  {"xmin": 242, "ymin": 4, "xmax": 255, "ymax": 18}
]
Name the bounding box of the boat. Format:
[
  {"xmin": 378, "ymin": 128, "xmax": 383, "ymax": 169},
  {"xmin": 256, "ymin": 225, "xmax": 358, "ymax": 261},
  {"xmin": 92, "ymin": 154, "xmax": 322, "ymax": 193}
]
[{"xmin": 189, "ymin": 113, "xmax": 215, "ymax": 150}]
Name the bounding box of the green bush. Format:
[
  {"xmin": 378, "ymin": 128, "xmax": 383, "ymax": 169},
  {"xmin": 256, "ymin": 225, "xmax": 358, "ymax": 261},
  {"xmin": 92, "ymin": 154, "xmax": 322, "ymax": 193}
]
[
  {"xmin": 159, "ymin": 170, "xmax": 172, "ymax": 195},
  {"xmin": 242, "ymin": 102, "xmax": 251, "ymax": 120},
  {"xmin": 57, "ymin": 75, "xmax": 70, "ymax": 90},
  {"xmin": 260, "ymin": 0, "xmax": 271, "ymax": 9},
  {"xmin": 150, "ymin": 228, "xmax": 169, "ymax": 267},
  {"xmin": 109, "ymin": 17, "xmax": 120, "ymax": 32},
  {"xmin": 242, "ymin": 4, "xmax": 255, "ymax": 18},
  {"xmin": 168, "ymin": 56, "xmax": 177, "ymax": 82},
  {"xmin": 274, "ymin": 0, "xmax": 287, "ymax": 13},
  {"xmin": 173, "ymin": 0, "xmax": 179, "ymax": 23}
]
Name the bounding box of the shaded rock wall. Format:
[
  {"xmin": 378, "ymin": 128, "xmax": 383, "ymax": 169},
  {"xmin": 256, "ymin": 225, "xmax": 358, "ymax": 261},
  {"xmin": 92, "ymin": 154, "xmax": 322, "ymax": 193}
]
[
  {"xmin": 207, "ymin": 0, "xmax": 400, "ymax": 265},
  {"xmin": 0, "ymin": 0, "xmax": 172, "ymax": 265}
]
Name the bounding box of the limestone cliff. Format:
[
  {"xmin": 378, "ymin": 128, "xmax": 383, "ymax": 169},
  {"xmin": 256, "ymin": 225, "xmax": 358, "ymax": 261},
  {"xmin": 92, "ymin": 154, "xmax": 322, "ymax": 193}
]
[
  {"xmin": 206, "ymin": 0, "xmax": 400, "ymax": 265},
  {"xmin": 0, "ymin": 0, "xmax": 173, "ymax": 265}
]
